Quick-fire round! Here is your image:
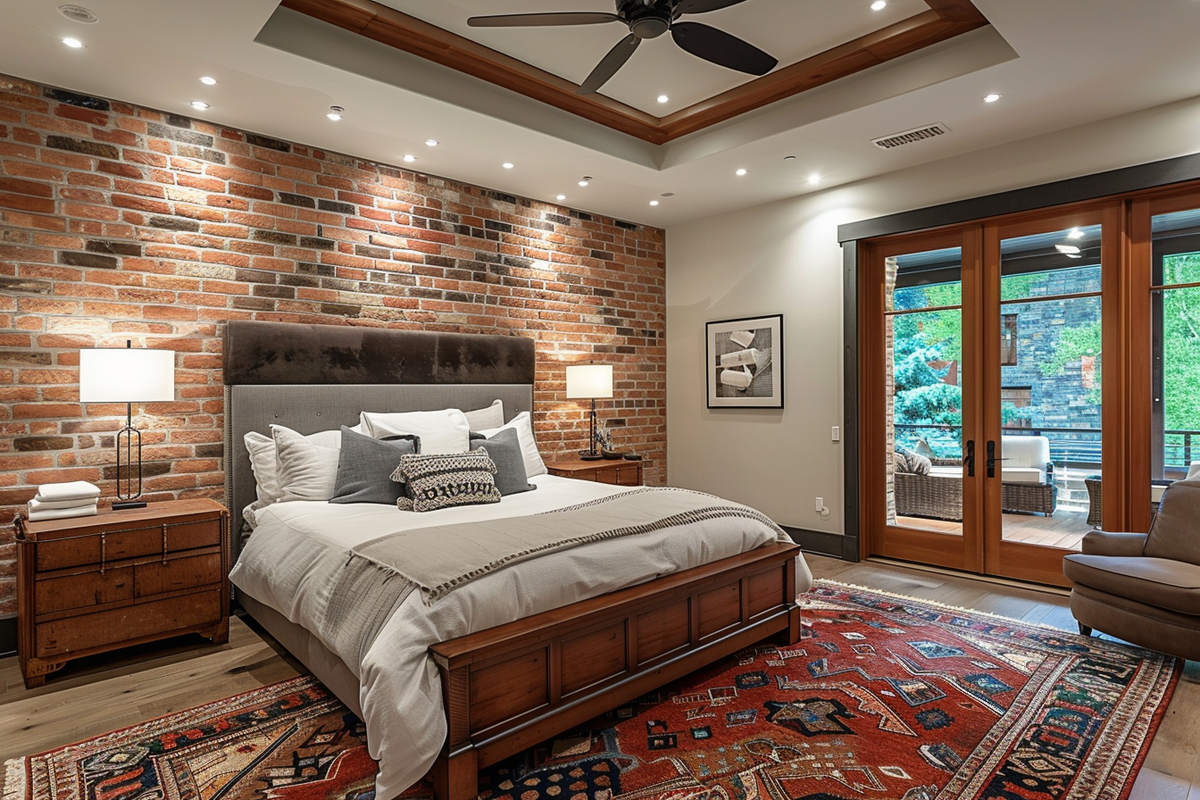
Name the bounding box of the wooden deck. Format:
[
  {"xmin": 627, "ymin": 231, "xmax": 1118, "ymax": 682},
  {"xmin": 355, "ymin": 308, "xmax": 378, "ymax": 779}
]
[{"xmin": 896, "ymin": 506, "xmax": 1093, "ymax": 550}]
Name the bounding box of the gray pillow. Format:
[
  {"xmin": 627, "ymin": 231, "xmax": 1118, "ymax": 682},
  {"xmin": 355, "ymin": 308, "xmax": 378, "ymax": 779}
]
[
  {"xmin": 470, "ymin": 428, "xmax": 536, "ymax": 496},
  {"xmin": 330, "ymin": 426, "xmax": 419, "ymax": 505}
]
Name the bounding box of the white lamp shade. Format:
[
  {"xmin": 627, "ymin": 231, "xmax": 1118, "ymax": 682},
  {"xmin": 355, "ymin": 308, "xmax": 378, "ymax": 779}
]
[
  {"xmin": 79, "ymin": 348, "xmax": 175, "ymax": 403},
  {"xmin": 565, "ymin": 364, "xmax": 613, "ymax": 400}
]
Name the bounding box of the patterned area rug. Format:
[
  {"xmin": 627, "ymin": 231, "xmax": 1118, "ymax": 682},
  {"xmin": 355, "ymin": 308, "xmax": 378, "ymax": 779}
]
[{"xmin": 5, "ymin": 581, "xmax": 1180, "ymax": 800}]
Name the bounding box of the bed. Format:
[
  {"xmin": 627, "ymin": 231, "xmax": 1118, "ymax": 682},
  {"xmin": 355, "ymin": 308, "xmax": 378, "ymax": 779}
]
[{"xmin": 223, "ymin": 320, "xmax": 811, "ymax": 800}]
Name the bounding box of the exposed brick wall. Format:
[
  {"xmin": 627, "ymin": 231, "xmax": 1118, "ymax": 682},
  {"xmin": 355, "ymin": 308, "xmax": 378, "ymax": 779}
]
[{"xmin": 0, "ymin": 74, "xmax": 667, "ymax": 617}]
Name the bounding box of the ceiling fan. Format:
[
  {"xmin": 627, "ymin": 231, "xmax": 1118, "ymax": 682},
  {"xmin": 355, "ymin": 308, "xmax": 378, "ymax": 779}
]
[{"xmin": 467, "ymin": 0, "xmax": 778, "ymax": 95}]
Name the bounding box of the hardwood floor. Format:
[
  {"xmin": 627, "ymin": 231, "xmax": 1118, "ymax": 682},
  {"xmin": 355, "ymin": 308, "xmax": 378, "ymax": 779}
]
[{"xmin": 1, "ymin": 556, "xmax": 1196, "ymax": 799}]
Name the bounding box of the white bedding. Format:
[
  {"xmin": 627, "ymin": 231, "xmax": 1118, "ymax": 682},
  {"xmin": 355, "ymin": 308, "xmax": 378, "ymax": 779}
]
[{"xmin": 229, "ymin": 473, "xmax": 810, "ymax": 799}]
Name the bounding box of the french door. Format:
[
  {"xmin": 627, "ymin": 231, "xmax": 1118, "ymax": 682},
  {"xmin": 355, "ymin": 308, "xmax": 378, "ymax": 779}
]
[{"xmin": 861, "ymin": 205, "xmax": 1123, "ymax": 587}]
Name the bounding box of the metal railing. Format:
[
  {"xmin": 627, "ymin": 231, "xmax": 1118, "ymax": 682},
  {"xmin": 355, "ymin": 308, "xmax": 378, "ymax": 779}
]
[{"xmin": 894, "ymin": 423, "xmax": 1200, "ymax": 472}]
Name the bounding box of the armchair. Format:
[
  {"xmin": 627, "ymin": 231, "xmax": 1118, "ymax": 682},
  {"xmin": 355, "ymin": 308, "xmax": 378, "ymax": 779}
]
[{"xmin": 1062, "ymin": 479, "xmax": 1200, "ymax": 661}]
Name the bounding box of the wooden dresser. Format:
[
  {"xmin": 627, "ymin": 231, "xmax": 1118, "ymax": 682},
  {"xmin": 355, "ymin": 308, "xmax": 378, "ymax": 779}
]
[
  {"xmin": 15, "ymin": 498, "xmax": 230, "ymax": 688},
  {"xmin": 546, "ymin": 456, "xmax": 643, "ymax": 486}
]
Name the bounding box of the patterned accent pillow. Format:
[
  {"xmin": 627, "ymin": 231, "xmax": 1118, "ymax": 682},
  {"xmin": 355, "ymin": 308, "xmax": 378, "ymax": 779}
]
[{"xmin": 390, "ymin": 447, "xmax": 501, "ymax": 512}]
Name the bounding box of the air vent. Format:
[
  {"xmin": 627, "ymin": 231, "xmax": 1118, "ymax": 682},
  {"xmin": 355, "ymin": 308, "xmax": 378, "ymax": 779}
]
[
  {"xmin": 58, "ymin": 4, "xmax": 99, "ymax": 23},
  {"xmin": 871, "ymin": 123, "xmax": 951, "ymax": 150}
]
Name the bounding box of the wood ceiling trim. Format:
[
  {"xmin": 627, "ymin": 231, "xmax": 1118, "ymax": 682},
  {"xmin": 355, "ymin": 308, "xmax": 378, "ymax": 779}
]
[{"xmin": 282, "ymin": 0, "xmax": 989, "ymax": 146}]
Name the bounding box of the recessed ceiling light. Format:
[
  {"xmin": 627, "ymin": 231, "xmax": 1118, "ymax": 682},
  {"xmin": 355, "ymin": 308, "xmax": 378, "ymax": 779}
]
[
  {"xmin": 403, "ymin": 154, "xmax": 416, "ymax": 163},
  {"xmin": 556, "ymin": 194, "xmax": 567, "ymax": 201},
  {"xmin": 735, "ymin": 168, "xmax": 748, "ymax": 177},
  {"xmin": 984, "ymin": 93, "xmax": 1001, "ymax": 103},
  {"xmin": 657, "ymin": 95, "xmax": 669, "ymax": 104},
  {"xmin": 199, "ymin": 76, "xmax": 217, "ymax": 86},
  {"xmin": 871, "ymin": 0, "xmax": 887, "ymax": 10},
  {"xmin": 62, "ymin": 37, "xmax": 83, "ymax": 48},
  {"xmin": 425, "ymin": 139, "xmax": 439, "ymax": 147},
  {"xmin": 578, "ymin": 177, "xmax": 591, "ymax": 187},
  {"xmin": 190, "ymin": 100, "xmax": 210, "ymax": 111},
  {"xmin": 784, "ymin": 155, "xmax": 797, "ymax": 161},
  {"xmin": 1067, "ymin": 227, "xmax": 1085, "ymax": 239},
  {"xmin": 808, "ymin": 173, "xmax": 821, "ymax": 185},
  {"xmin": 502, "ymin": 162, "xmax": 514, "ymax": 169},
  {"xmin": 649, "ymin": 200, "xmax": 660, "ymax": 206},
  {"xmin": 326, "ymin": 105, "xmax": 344, "ymax": 121}
]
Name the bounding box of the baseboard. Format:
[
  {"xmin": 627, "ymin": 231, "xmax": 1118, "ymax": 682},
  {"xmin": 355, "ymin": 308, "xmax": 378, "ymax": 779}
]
[
  {"xmin": 0, "ymin": 615, "xmax": 15, "ymax": 657},
  {"xmin": 781, "ymin": 526, "xmax": 859, "ymax": 561}
]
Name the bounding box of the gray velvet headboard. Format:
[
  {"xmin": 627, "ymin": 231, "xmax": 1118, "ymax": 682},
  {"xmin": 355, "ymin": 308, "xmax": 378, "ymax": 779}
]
[{"xmin": 223, "ymin": 321, "xmax": 536, "ymax": 544}]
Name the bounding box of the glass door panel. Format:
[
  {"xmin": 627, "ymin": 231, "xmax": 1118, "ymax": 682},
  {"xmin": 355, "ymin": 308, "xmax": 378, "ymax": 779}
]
[
  {"xmin": 885, "ymin": 247, "xmax": 964, "ymax": 538},
  {"xmin": 995, "ymin": 224, "xmax": 1102, "ymax": 552},
  {"xmin": 1151, "ymin": 209, "xmax": 1200, "ymax": 497}
]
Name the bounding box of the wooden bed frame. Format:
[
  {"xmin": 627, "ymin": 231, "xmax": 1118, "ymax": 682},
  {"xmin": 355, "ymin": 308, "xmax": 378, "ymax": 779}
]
[{"xmin": 223, "ymin": 321, "xmax": 805, "ymax": 800}]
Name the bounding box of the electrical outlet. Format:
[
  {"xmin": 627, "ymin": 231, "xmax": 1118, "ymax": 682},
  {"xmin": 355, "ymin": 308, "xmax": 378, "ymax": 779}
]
[
  {"xmin": 831, "ymin": 426, "xmax": 840, "ymax": 442},
  {"xmin": 815, "ymin": 496, "xmax": 824, "ymax": 512}
]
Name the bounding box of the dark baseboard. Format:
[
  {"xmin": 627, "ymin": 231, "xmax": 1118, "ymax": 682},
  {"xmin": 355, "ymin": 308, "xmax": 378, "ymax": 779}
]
[
  {"xmin": 0, "ymin": 615, "xmax": 15, "ymax": 657},
  {"xmin": 781, "ymin": 526, "xmax": 859, "ymax": 562}
]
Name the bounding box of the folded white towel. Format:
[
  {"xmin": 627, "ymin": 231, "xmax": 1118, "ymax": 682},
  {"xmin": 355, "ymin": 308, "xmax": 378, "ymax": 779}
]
[
  {"xmin": 28, "ymin": 496, "xmax": 102, "ymax": 512},
  {"xmin": 34, "ymin": 481, "xmax": 101, "ymax": 503},
  {"xmin": 27, "ymin": 502, "xmax": 98, "ymax": 522}
]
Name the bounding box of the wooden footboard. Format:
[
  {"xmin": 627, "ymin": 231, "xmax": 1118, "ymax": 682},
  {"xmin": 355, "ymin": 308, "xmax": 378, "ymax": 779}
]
[{"xmin": 427, "ymin": 541, "xmax": 803, "ymax": 800}]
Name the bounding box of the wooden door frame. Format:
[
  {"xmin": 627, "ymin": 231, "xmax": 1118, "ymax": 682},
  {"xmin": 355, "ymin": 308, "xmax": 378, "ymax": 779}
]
[{"xmin": 858, "ymin": 227, "xmax": 982, "ymax": 572}]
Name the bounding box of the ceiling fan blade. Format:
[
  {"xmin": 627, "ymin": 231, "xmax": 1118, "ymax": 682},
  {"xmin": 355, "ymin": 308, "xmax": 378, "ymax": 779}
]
[
  {"xmin": 670, "ymin": 21, "xmax": 777, "ymax": 75},
  {"xmin": 467, "ymin": 12, "xmax": 621, "ymax": 28},
  {"xmin": 676, "ymin": 0, "xmax": 751, "ymax": 14},
  {"xmin": 578, "ymin": 34, "xmax": 641, "ymax": 94}
]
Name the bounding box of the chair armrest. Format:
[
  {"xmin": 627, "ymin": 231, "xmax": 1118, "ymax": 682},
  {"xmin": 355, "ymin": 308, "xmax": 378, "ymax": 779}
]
[{"xmin": 1081, "ymin": 530, "xmax": 1147, "ymax": 557}]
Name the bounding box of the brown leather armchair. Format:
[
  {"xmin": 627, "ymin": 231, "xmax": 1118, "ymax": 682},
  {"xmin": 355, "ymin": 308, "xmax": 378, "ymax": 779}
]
[{"xmin": 1062, "ymin": 479, "xmax": 1200, "ymax": 661}]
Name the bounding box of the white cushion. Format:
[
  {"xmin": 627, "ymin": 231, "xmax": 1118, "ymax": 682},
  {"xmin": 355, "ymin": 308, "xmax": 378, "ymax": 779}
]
[
  {"xmin": 360, "ymin": 408, "xmax": 471, "ymax": 454},
  {"xmin": 927, "ymin": 465, "xmax": 962, "ymax": 479},
  {"xmin": 1001, "ymin": 435, "xmax": 1050, "ymax": 469},
  {"xmin": 271, "ymin": 424, "xmax": 342, "ymax": 502},
  {"xmin": 478, "ymin": 411, "xmax": 546, "ymax": 477},
  {"xmin": 1001, "ymin": 466, "xmax": 1043, "ymax": 484},
  {"xmin": 462, "ymin": 399, "xmax": 504, "ymax": 431},
  {"xmin": 1186, "ymin": 462, "xmax": 1200, "ymax": 480}
]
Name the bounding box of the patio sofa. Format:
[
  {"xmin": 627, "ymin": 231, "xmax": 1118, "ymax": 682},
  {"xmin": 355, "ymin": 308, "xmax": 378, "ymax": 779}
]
[{"xmin": 894, "ymin": 435, "xmax": 1057, "ymax": 521}]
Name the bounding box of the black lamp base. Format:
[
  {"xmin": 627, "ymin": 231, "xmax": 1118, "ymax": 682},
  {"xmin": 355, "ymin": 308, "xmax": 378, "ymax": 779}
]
[
  {"xmin": 112, "ymin": 499, "xmax": 147, "ymax": 511},
  {"xmin": 578, "ymin": 451, "xmax": 604, "ymax": 461}
]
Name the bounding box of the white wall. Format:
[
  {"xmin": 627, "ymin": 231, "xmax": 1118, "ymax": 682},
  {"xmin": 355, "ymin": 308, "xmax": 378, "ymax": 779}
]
[{"xmin": 665, "ymin": 95, "xmax": 1200, "ymax": 533}]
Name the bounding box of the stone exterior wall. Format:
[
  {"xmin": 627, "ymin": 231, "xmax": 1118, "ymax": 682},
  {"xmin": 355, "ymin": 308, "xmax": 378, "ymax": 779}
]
[{"xmin": 0, "ymin": 74, "xmax": 667, "ymax": 618}]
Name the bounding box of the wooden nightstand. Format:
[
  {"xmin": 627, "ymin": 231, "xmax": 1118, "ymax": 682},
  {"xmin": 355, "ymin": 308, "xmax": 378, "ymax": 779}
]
[
  {"xmin": 15, "ymin": 498, "xmax": 230, "ymax": 688},
  {"xmin": 547, "ymin": 456, "xmax": 644, "ymax": 486}
]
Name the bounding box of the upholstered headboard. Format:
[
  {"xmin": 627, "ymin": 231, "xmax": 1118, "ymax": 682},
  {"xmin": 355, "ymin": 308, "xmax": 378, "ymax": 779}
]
[{"xmin": 223, "ymin": 320, "xmax": 536, "ymax": 544}]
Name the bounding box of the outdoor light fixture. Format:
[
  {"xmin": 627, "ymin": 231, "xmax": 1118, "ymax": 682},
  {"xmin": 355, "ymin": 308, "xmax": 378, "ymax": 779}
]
[
  {"xmin": 565, "ymin": 364, "xmax": 613, "ymax": 461},
  {"xmin": 79, "ymin": 342, "xmax": 175, "ymax": 509}
]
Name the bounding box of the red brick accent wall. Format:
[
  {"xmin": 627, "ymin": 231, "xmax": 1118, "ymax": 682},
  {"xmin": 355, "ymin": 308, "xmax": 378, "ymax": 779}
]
[{"xmin": 0, "ymin": 74, "xmax": 666, "ymax": 617}]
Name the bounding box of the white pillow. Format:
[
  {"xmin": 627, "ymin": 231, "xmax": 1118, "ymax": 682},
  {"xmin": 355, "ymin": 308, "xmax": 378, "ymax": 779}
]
[
  {"xmin": 360, "ymin": 408, "xmax": 470, "ymax": 454},
  {"xmin": 478, "ymin": 411, "xmax": 546, "ymax": 477},
  {"xmin": 462, "ymin": 399, "xmax": 504, "ymax": 431},
  {"xmin": 271, "ymin": 424, "xmax": 342, "ymax": 502}
]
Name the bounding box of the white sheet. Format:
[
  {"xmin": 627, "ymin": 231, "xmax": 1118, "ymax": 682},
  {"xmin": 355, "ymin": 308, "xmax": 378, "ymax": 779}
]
[{"xmin": 230, "ymin": 474, "xmax": 810, "ymax": 799}]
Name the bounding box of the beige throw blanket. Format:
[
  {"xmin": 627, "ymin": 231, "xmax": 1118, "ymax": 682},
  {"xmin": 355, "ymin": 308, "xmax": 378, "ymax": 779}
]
[{"xmin": 322, "ymin": 488, "xmax": 785, "ymax": 669}]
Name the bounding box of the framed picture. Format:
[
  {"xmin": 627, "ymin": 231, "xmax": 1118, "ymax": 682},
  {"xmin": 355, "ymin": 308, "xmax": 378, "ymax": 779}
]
[{"xmin": 706, "ymin": 314, "xmax": 783, "ymax": 408}]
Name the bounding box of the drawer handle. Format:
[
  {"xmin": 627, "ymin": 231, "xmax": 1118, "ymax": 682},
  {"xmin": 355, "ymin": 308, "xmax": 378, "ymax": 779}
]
[
  {"xmin": 162, "ymin": 523, "xmax": 168, "ymax": 565},
  {"xmin": 99, "ymin": 533, "xmax": 106, "ymax": 574}
]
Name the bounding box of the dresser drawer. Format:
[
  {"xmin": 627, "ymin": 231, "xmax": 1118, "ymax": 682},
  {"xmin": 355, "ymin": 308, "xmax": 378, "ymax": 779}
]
[
  {"xmin": 594, "ymin": 464, "xmax": 642, "ymax": 486},
  {"xmin": 35, "ymin": 590, "xmax": 222, "ymax": 658},
  {"xmin": 34, "ymin": 566, "xmax": 134, "ymax": 615},
  {"xmin": 135, "ymin": 553, "xmax": 222, "ymax": 597},
  {"xmin": 35, "ymin": 518, "xmax": 221, "ymax": 572}
]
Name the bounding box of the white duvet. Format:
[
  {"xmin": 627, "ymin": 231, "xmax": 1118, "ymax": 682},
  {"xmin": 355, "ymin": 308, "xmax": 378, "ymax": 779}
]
[{"xmin": 229, "ymin": 474, "xmax": 810, "ymax": 799}]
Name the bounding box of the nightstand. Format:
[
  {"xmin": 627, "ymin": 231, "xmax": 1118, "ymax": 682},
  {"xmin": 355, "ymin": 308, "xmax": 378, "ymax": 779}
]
[
  {"xmin": 15, "ymin": 498, "xmax": 230, "ymax": 688},
  {"xmin": 547, "ymin": 456, "xmax": 643, "ymax": 486}
]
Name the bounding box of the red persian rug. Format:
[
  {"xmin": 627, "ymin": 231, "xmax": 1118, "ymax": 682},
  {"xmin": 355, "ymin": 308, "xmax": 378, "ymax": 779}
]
[{"xmin": 5, "ymin": 581, "xmax": 1180, "ymax": 800}]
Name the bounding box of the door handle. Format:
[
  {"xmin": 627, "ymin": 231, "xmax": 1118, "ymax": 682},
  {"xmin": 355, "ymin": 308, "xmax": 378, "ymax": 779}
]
[
  {"xmin": 964, "ymin": 440, "xmax": 975, "ymax": 477},
  {"xmin": 986, "ymin": 440, "xmax": 1009, "ymax": 478}
]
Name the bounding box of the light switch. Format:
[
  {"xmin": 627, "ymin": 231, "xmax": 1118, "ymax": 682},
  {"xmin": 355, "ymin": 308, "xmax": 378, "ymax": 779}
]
[{"xmin": 831, "ymin": 426, "xmax": 840, "ymax": 442}]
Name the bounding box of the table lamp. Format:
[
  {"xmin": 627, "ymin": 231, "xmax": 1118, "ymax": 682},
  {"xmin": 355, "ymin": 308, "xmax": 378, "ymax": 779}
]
[
  {"xmin": 79, "ymin": 342, "xmax": 175, "ymax": 510},
  {"xmin": 566, "ymin": 364, "xmax": 613, "ymax": 461}
]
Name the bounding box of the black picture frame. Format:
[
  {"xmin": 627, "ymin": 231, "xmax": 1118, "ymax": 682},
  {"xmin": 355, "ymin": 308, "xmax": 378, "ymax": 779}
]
[{"xmin": 706, "ymin": 314, "xmax": 783, "ymax": 408}]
